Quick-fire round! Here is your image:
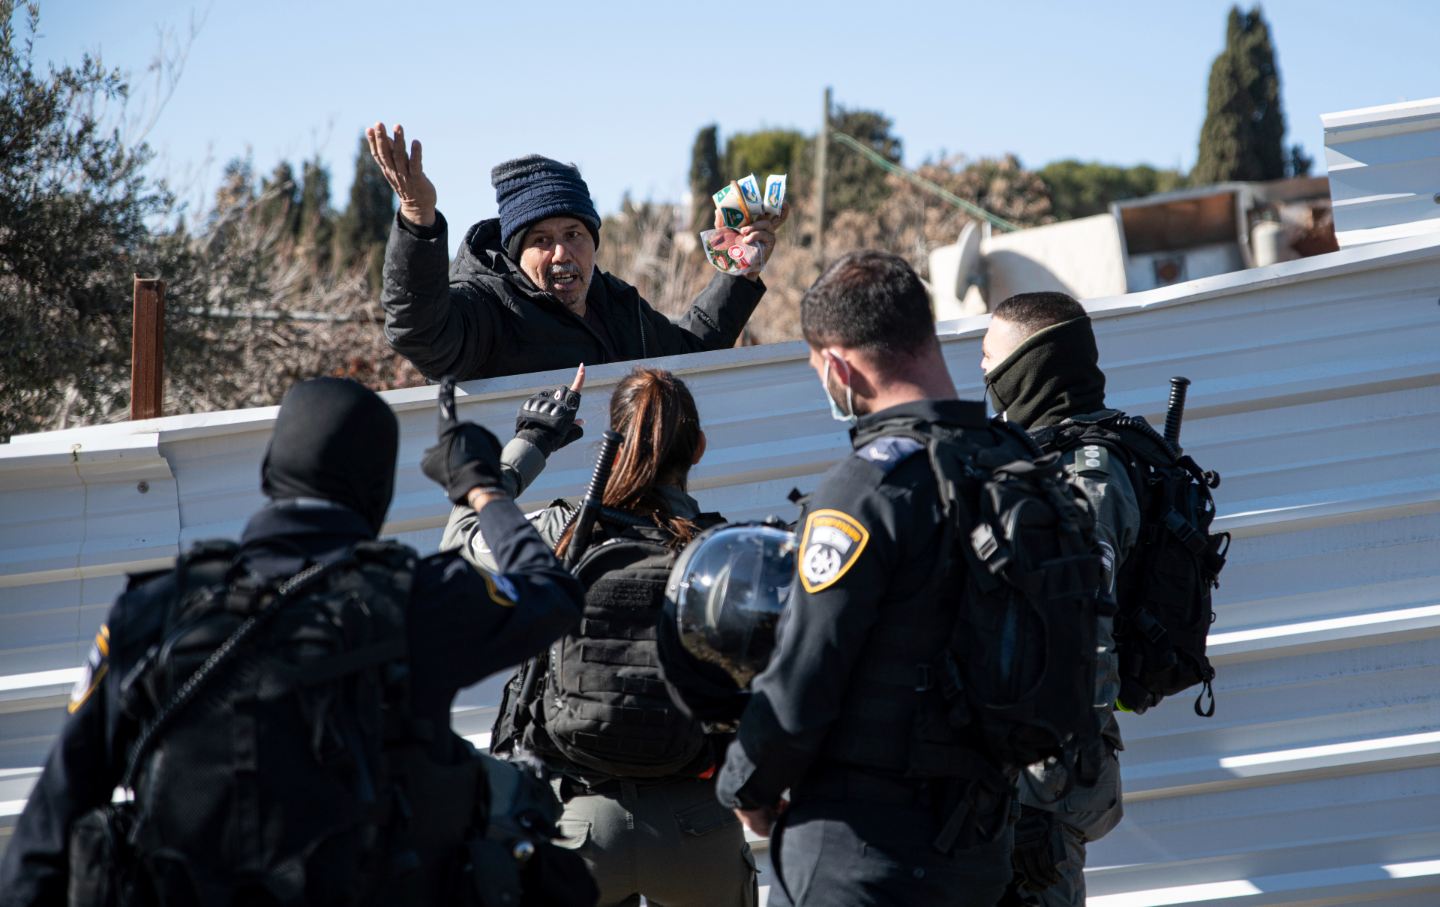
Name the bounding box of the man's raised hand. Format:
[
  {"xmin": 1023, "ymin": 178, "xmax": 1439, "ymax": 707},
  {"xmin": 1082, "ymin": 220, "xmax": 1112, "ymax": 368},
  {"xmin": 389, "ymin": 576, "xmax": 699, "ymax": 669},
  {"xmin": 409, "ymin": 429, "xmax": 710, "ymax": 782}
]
[
  {"xmin": 713, "ymin": 202, "xmax": 789, "ymax": 280},
  {"xmin": 366, "ymin": 121, "xmax": 438, "ymax": 227}
]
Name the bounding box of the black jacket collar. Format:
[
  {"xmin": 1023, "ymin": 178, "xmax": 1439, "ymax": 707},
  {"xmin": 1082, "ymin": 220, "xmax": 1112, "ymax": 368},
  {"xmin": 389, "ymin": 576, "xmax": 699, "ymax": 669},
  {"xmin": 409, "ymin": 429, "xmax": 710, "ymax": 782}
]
[
  {"xmin": 851, "ymin": 398, "xmax": 989, "ymax": 449},
  {"xmin": 240, "ymin": 500, "xmax": 375, "ymax": 555}
]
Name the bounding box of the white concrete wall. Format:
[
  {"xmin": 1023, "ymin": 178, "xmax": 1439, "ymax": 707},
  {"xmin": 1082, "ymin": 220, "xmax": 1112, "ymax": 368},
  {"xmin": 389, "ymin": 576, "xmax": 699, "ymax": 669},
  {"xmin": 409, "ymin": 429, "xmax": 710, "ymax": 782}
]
[{"xmin": 4, "ymin": 233, "xmax": 1440, "ymax": 902}]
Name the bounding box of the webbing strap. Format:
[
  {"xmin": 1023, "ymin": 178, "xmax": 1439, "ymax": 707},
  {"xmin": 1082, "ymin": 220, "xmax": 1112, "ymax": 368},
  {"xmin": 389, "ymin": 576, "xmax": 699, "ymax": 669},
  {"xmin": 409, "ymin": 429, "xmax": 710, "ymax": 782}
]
[{"xmin": 291, "ymin": 639, "xmax": 408, "ymax": 688}]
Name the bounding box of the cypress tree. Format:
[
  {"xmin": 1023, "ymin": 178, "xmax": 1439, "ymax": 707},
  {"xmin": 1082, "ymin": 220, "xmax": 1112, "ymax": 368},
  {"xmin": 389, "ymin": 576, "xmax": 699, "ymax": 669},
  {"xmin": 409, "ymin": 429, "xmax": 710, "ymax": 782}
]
[
  {"xmin": 298, "ymin": 156, "xmax": 334, "ymax": 273},
  {"xmin": 1193, "ymin": 6, "xmax": 1287, "ymax": 184},
  {"xmin": 689, "ymin": 124, "xmax": 721, "ymax": 234},
  {"xmin": 257, "ymin": 161, "xmax": 300, "ymax": 239}
]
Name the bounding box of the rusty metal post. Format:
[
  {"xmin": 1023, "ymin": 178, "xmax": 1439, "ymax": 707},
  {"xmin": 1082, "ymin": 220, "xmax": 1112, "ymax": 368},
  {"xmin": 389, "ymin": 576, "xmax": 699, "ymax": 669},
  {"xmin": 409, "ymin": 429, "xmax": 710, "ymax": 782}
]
[{"xmin": 130, "ymin": 277, "xmax": 165, "ymax": 421}]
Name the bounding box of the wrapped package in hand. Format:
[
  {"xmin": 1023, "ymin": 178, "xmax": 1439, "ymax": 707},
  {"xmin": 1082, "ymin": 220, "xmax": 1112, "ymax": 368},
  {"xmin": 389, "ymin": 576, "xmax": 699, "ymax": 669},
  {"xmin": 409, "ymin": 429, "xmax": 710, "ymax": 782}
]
[
  {"xmin": 700, "ymin": 228, "xmax": 742, "ymax": 273},
  {"xmin": 712, "ymin": 181, "xmax": 754, "ymax": 229},
  {"xmin": 701, "ymin": 172, "xmax": 786, "ymax": 276}
]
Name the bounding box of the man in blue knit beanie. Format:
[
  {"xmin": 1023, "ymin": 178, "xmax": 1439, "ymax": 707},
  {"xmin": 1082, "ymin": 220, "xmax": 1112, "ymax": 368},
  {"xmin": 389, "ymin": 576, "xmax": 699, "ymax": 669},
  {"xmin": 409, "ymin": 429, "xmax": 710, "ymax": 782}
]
[{"xmin": 366, "ymin": 123, "xmax": 786, "ymax": 381}]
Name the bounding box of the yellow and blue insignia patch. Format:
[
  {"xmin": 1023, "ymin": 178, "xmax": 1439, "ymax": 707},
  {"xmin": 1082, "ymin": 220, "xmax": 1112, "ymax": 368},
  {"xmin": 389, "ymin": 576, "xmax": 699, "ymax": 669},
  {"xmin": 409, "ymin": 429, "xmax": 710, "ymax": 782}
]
[
  {"xmin": 68, "ymin": 625, "xmax": 110, "ymax": 714},
  {"xmin": 799, "ymin": 509, "xmax": 871, "ymax": 594},
  {"xmin": 483, "ymin": 571, "xmax": 518, "ymax": 608}
]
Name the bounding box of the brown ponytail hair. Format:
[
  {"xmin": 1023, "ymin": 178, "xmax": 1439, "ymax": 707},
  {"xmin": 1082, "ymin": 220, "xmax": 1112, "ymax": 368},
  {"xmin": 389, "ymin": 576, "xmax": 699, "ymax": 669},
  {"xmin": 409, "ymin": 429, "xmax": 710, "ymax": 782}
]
[{"xmin": 555, "ymin": 367, "xmax": 704, "ymax": 557}]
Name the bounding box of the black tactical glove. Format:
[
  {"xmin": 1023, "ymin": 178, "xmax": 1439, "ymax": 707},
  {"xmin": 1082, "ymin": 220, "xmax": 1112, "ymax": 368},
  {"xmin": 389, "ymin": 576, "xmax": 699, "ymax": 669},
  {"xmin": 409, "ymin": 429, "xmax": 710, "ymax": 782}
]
[
  {"xmin": 514, "ymin": 384, "xmax": 583, "ymax": 456},
  {"xmin": 421, "ymin": 377, "xmax": 505, "ymax": 504},
  {"xmin": 1011, "ymin": 804, "xmax": 1066, "ymax": 891}
]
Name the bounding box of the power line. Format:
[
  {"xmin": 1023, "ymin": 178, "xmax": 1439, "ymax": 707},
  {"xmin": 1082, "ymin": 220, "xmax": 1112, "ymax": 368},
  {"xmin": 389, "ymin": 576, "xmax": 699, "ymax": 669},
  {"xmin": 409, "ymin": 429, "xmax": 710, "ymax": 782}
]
[{"xmin": 829, "ymin": 130, "xmax": 1022, "ymax": 232}]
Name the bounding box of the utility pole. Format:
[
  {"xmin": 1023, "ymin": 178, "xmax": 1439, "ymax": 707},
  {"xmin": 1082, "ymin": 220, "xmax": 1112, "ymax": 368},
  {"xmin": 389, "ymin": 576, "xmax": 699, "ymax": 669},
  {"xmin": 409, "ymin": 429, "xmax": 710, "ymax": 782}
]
[
  {"xmin": 130, "ymin": 276, "xmax": 166, "ymax": 421},
  {"xmin": 814, "ymin": 86, "xmax": 831, "ymax": 268}
]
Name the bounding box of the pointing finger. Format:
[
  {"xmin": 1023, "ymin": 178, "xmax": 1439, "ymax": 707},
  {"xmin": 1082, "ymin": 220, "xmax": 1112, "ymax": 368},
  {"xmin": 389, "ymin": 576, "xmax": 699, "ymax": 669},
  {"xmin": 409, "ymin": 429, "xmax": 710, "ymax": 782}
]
[{"xmin": 570, "ymin": 363, "xmax": 586, "ymax": 395}]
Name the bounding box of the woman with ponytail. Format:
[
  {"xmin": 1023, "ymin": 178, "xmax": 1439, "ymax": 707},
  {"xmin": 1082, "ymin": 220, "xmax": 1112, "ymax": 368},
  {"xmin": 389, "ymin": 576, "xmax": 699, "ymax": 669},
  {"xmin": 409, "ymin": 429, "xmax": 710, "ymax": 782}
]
[{"xmin": 444, "ymin": 366, "xmax": 757, "ymax": 907}]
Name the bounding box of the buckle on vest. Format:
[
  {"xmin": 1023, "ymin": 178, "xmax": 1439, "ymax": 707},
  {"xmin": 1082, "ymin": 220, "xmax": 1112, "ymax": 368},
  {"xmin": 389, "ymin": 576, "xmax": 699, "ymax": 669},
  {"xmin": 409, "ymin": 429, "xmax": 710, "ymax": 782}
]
[
  {"xmin": 1164, "ymin": 510, "xmax": 1208, "ymax": 554},
  {"xmin": 970, "ymin": 523, "xmax": 1005, "ymax": 569},
  {"xmin": 1135, "ymin": 610, "xmax": 1168, "ymax": 645}
]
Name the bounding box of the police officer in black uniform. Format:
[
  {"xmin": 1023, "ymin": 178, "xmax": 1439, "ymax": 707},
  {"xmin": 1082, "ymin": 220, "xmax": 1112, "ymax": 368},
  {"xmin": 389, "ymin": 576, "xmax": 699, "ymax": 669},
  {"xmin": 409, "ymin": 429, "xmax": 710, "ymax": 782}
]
[
  {"xmin": 716, "ymin": 252, "xmax": 1031, "ymax": 906},
  {"xmin": 982, "ymin": 293, "xmax": 1139, "ymax": 906},
  {"xmin": 0, "ymin": 377, "xmax": 586, "ymax": 907}
]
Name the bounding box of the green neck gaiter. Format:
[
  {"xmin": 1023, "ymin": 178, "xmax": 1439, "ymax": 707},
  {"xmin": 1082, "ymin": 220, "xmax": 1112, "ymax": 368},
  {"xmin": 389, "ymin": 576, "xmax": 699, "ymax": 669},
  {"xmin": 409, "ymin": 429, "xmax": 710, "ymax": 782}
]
[{"xmin": 984, "ymin": 315, "xmax": 1106, "ymax": 429}]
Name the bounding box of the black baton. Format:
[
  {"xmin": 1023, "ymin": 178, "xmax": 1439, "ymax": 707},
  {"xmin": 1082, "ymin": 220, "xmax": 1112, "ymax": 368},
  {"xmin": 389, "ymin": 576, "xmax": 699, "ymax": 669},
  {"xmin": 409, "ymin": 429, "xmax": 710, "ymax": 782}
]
[
  {"xmin": 1164, "ymin": 376, "xmax": 1190, "ymax": 452},
  {"xmin": 564, "ymin": 430, "xmax": 624, "ymax": 570}
]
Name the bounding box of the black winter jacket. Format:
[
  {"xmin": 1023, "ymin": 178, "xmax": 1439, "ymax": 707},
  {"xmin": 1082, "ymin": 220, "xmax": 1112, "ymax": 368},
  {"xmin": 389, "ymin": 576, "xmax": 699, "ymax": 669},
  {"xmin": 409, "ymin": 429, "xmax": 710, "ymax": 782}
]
[{"xmin": 381, "ymin": 212, "xmax": 767, "ymax": 380}]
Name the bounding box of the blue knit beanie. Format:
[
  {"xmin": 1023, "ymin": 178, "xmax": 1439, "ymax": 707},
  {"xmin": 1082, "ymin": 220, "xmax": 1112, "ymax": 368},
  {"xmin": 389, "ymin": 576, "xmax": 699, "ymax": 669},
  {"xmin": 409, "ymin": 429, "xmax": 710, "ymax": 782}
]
[{"xmin": 491, "ymin": 155, "xmax": 602, "ymax": 261}]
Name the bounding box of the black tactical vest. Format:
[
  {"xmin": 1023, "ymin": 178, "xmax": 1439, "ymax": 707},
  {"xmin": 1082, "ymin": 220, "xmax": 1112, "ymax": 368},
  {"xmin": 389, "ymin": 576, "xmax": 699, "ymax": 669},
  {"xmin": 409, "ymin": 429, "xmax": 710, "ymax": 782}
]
[
  {"xmin": 114, "ymin": 539, "xmax": 481, "ymax": 906},
  {"xmin": 531, "ymin": 516, "xmax": 721, "ymax": 780},
  {"xmin": 821, "ymin": 418, "xmax": 1008, "ymax": 767},
  {"xmin": 818, "ymin": 416, "xmax": 1079, "ymax": 780}
]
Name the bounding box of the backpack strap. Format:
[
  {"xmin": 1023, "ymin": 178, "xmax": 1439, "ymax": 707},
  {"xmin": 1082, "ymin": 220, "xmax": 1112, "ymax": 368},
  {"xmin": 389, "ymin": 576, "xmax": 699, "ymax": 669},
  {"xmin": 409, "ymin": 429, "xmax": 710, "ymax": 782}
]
[
  {"xmin": 854, "ymin": 435, "xmax": 926, "ymax": 473},
  {"xmin": 169, "ymin": 540, "xmax": 244, "ymax": 618}
]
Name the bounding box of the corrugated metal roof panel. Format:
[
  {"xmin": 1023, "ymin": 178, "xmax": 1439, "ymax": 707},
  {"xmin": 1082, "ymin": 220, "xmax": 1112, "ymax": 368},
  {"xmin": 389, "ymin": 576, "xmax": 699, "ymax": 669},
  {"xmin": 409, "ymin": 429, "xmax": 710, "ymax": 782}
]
[{"xmin": 1324, "ymin": 96, "xmax": 1440, "ymax": 248}]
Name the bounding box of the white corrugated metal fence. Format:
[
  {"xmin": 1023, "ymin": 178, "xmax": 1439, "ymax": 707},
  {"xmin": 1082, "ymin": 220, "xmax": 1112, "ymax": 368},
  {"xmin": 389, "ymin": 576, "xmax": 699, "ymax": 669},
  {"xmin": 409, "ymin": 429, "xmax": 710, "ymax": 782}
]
[{"xmin": 3, "ymin": 233, "xmax": 1440, "ymax": 902}]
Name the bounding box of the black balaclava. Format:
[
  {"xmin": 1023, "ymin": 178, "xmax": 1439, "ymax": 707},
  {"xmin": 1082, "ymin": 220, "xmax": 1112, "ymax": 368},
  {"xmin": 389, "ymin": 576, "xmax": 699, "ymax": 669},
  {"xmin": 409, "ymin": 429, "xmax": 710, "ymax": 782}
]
[
  {"xmin": 260, "ymin": 378, "xmax": 399, "ymax": 536},
  {"xmin": 984, "ymin": 315, "xmax": 1106, "ymax": 429}
]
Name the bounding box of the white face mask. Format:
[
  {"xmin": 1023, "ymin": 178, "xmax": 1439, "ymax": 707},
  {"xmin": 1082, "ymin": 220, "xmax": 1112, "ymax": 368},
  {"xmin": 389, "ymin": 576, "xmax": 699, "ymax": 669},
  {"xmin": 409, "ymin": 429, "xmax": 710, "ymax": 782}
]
[{"xmin": 821, "ymin": 358, "xmax": 857, "ymax": 426}]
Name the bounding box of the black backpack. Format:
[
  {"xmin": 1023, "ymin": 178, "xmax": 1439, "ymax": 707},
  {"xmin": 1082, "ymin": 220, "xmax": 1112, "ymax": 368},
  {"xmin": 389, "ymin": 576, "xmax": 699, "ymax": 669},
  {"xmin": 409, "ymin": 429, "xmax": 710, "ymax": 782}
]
[
  {"xmin": 108, "ymin": 539, "xmax": 452, "ymax": 905},
  {"xmin": 905, "ymin": 424, "xmax": 1108, "ymax": 799},
  {"xmin": 504, "ymin": 513, "xmax": 721, "ymax": 780},
  {"xmin": 68, "ymin": 539, "xmax": 593, "ymax": 907},
  {"xmin": 1034, "ymin": 412, "xmax": 1229, "ymax": 717}
]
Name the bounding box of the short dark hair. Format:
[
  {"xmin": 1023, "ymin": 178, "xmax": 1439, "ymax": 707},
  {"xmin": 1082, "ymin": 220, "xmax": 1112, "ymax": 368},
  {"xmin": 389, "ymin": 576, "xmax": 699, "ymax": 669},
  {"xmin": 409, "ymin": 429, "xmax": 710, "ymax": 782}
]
[
  {"xmin": 991, "ymin": 292, "xmax": 1087, "ymax": 336},
  {"xmin": 801, "ymin": 251, "xmax": 936, "ymax": 358}
]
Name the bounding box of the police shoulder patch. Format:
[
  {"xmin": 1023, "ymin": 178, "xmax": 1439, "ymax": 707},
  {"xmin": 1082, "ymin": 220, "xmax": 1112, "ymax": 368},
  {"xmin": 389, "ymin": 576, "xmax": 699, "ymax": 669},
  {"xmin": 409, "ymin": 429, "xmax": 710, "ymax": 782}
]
[
  {"xmin": 799, "ymin": 508, "xmax": 871, "ymax": 594},
  {"xmin": 1072, "ymin": 443, "xmax": 1111, "ymax": 478},
  {"xmin": 855, "ymin": 436, "xmax": 925, "ymax": 475},
  {"xmin": 482, "ymin": 571, "xmax": 518, "ymax": 608},
  {"xmin": 68, "ymin": 625, "xmax": 110, "ymax": 714}
]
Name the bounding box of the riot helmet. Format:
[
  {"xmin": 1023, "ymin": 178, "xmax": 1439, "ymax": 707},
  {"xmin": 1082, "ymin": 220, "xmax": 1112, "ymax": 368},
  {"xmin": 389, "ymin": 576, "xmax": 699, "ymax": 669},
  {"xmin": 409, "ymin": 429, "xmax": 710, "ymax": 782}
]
[{"xmin": 660, "ymin": 523, "xmax": 796, "ymax": 711}]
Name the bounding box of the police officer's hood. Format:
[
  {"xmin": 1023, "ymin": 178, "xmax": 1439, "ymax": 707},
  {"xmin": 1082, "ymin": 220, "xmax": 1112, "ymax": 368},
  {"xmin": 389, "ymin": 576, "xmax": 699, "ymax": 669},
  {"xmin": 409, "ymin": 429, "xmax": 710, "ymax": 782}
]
[
  {"xmin": 984, "ymin": 315, "xmax": 1106, "ymax": 430},
  {"xmin": 260, "ymin": 378, "xmax": 399, "ymax": 536}
]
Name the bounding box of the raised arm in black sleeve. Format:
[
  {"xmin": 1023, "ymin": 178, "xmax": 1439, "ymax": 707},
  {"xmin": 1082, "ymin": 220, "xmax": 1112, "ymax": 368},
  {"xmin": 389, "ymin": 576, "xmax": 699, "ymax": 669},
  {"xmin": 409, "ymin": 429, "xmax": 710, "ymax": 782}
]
[
  {"xmin": 641, "ymin": 272, "xmax": 766, "ymax": 357},
  {"xmin": 381, "ymin": 211, "xmax": 502, "ymax": 380},
  {"xmin": 411, "ymin": 498, "xmax": 583, "ymax": 699}
]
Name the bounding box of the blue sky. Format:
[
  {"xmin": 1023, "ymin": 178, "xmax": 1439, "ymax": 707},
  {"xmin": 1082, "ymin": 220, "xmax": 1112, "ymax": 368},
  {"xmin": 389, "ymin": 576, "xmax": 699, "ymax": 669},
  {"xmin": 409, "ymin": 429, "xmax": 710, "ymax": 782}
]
[{"xmin": 36, "ymin": 0, "xmax": 1439, "ymax": 235}]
